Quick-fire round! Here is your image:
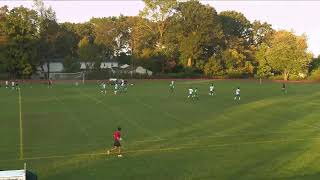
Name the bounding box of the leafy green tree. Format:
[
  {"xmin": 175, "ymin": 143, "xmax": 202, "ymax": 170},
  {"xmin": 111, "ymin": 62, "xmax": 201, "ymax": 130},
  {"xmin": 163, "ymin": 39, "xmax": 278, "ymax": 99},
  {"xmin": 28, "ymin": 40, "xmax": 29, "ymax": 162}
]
[
  {"xmin": 252, "ymin": 20, "xmax": 274, "ymax": 46},
  {"xmin": 129, "ymin": 17, "xmax": 157, "ymax": 58},
  {"xmin": 172, "ymin": 0, "xmax": 224, "ymax": 68},
  {"xmin": 220, "ymin": 11, "xmax": 252, "ymax": 44},
  {"xmin": 22, "ymin": 63, "xmax": 33, "ymax": 78},
  {"xmin": 140, "ymin": 0, "xmax": 177, "ymax": 72},
  {"xmin": 34, "ymin": 0, "xmax": 61, "ymax": 79},
  {"xmin": 0, "ymin": 6, "xmax": 8, "ymax": 72},
  {"xmin": 126, "ymin": 16, "xmax": 161, "ymax": 72},
  {"xmin": 63, "ymin": 55, "xmax": 80, "ymax": 72},
  {"xmin": 117, "ymin": 52, "xmax": 131, "ymax": 65},
  {"xmin": 309, "ymin": 55, "xmax": 320, "ymax": 72},
  {"xmin": 266, "ymin": 31, "xmax": 312, "ymax": 80},
  {"xmin": 219, "ymin": 11, "xmax": 257, "ymax": 75},
  {"xmin": 77, "ymin": 37, "xmax": 101, "ymax": 70},
  {"xmin": 204, "ymin": 56, "xmax": 224, "ymax": 77},
  {"xmin": 0, "ymin": 6, "xmax": 39, "ymax": 78},
  {"xmin": 255, "ymin": 43, "xmax": 272, "ymax": 78},
  {"xmin": 90, "ymin": 16, "xmax": 131, "ymax": 60},
  {"xmin": 61, "ymin": 22, "xmax": 93, "ymax": 41}
]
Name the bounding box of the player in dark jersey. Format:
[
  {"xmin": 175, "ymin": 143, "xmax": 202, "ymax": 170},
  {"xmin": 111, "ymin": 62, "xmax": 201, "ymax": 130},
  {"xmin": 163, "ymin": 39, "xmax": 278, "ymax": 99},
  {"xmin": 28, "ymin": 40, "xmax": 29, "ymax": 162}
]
[
  {"xmin": 107, "ymin": 127, "xmax": 122, "ymax": 157},
  {"xmin": 282, "ymin": 83, "xmax": 287, "ymax": 94},
  {"xmin": 15, "ymin": 80, "xmax": 19, "ymax": 90}
]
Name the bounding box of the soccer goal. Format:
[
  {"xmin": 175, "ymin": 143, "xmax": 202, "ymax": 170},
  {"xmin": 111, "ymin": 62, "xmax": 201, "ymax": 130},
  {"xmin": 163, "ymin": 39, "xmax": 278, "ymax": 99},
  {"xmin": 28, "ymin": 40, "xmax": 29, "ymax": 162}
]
[{"xmin": 49, "ymin": 72, "xmax": 85, "ymax": 84}]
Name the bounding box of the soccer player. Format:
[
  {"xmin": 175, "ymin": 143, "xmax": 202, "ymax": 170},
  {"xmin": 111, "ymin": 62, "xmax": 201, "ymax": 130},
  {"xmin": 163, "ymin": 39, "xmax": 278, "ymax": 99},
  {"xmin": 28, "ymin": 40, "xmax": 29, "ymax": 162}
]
[
  {"xmin": 15, "ymin": 80, "xmax": 19, "ymax": 90},
  {"xmin": 120, "ymin": 79, "xmax": 126, "ymax": 93},
  {"xmin": 234, "ymin": 87, "xmax": 241, "ymax": 100},
  {"xmin": 282, "ymin": 83, "xmax": 287, "ymax": 94},
  {"xmin": 123, "ymin": 80, "xmax": 128, "ymax": 93},
  {"xmin": 48, "ymin": 79, "xmax": 53, "ymax": 88},
  {"xmin": 114, "ymin": 83, "xmax": 119, "ymax": 95},
  {"xmin": 188, "ymin": 87, "xmax": 193, "ymax": 98},
  {"xmin": 169, "ymin": 81, "xmax": 175, "ymax": 93},
  {"xmin": 193, "ymin": 87, "xmax": 199, "ymax": 100},
  {"xmin": 5, "ymin": 80, "xmax": 8, "ymax": 88},
  {"xmin": 11, "ymin": 81, "xmax": 15, "ymax": 90},
  {"xmin": 107, "ymin": 127, "xmax": 122, "ymax": 157},
  {"xmin": 101, "ymin": 82, "xmax": 107, "ymax": 94},
  {"xmin": 209, "ymin": 84, "xmax": 216, "ymax": 96}
]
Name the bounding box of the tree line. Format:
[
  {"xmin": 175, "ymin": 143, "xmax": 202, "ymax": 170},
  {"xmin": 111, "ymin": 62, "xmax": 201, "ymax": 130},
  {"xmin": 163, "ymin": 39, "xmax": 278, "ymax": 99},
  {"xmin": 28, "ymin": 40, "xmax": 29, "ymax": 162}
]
[{"xmin": 0, "ymin": 0, "xmax": 319, "ymax": 80}]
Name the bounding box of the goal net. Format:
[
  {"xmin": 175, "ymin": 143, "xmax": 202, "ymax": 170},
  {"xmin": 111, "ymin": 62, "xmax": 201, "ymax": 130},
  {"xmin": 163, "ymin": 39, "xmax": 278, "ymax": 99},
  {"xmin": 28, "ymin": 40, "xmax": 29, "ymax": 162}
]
[{"xmin": 49, "ymin": 72, "xmax": 85, "ymax": 83}]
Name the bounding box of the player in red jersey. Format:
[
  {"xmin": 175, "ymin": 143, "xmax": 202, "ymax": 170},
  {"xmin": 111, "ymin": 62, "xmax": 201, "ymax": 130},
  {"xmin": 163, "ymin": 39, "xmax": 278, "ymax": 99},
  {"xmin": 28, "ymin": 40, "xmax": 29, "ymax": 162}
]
[
  {"xmin": 107, "ymin": 127, "xmax": 122, "ymax": 157},
  {"xmin": 48, "ymin": 78, "xmax": 53, "ymax": 88}
]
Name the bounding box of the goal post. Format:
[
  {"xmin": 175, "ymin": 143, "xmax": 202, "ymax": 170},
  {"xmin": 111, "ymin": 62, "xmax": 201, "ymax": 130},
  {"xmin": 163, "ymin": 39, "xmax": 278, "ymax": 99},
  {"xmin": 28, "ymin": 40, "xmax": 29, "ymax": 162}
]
[{"xmin": 49, "ymin": 72, "xmax": 85, "ymax": 84}]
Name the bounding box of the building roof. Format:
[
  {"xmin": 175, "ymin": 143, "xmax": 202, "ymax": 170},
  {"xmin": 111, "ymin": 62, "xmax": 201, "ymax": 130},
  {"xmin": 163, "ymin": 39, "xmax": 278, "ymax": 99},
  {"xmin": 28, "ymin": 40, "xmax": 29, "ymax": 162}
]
[
  {"xmin": 0, "ymin": 170, "xmax": 25, "ymax": 178},
  {"xmin": 120, "ymin": 64, "xmax": 130, "ymax": 69}
]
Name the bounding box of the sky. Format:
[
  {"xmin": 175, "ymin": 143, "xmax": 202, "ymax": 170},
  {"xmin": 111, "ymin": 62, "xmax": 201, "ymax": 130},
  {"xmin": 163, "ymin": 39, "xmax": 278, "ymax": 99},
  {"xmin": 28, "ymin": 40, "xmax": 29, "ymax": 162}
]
[{"xmin": 1, "ymin": 1, "xmax": 320, "ymax": 57}]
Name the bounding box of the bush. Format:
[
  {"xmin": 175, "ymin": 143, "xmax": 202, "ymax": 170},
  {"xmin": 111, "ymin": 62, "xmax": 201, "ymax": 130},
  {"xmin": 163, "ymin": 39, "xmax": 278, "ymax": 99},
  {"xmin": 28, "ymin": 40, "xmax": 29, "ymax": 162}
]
[
  {"xmin": 156, "ymin": 72, "xmax": 203, "ymax": 78},
  {"xmin": 289, "ymin": 74, "xmax": 306, "ymax": 81},
  {"xmin": 309, "ymin": 69, "xmax": 320, "ymax": 80},
  {"xmin": 269, "ymin": 75, "xmax": 284, "ymax": 80},
  {"xmin": 204, "ymin": 57, "xmax": 224, "ymax": 77},
  {"xmin": 268, "ymin": 74, "xmax": 306, "ymax": 81},
  {"xmin": 226, "ymin": 70, "xmax": 250, "ymax": 79}
]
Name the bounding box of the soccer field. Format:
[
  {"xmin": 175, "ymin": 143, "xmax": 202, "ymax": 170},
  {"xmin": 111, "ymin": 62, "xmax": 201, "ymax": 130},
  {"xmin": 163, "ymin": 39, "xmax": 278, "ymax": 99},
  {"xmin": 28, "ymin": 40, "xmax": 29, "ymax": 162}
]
[{"xmin": 1, "ymin": 80, "xmax": 320, "ymax": 180}]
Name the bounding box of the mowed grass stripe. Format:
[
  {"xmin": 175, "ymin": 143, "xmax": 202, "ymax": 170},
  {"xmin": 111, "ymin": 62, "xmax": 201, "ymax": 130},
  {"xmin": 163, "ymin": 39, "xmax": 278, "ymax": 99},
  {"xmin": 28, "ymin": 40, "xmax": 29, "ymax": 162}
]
[{"xmin": 2, "ymin": 135, "xmax": 320, "ymax": 162}]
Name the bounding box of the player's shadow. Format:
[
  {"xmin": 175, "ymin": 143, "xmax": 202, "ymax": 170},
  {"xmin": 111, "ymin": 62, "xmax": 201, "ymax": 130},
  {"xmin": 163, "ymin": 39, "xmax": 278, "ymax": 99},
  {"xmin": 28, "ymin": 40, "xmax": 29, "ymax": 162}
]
[{"xmin": 27, "ymin": 170, "xmax": 38, "ymax": 180}]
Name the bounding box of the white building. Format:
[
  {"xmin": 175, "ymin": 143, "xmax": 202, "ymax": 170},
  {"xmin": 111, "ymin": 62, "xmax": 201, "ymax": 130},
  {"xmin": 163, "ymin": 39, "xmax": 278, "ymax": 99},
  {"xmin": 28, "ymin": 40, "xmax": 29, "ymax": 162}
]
[
  {"xmin": 133, "ymin": 66, "xmax": 153, "ymax": 76},
  {"xmin": 80, "ymin": 62, "xmax": 94, "ymax": 70},
  {"xmin": 100, "ymin": 61, "xmax": 118, "ymax": 69},
  {"xmin": 37, "ymin": 62, "xmax": 64, "ymax": 73},
  {"xmin": 120, "ymin": 64, "xmax": 130, "ymax": 69},
  {"xmin": 80, "ymin": 61, "xmax": 119, "ymax": 70}
]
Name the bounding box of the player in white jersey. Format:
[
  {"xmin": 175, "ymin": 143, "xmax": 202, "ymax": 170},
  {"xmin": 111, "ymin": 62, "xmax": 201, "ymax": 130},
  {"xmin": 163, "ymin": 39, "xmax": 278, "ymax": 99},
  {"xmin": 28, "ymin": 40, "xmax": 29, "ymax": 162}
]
[
  {"xmin": 114, "ymin": 83, "xmax": 119, "ymax": 95},
  {"xmin": 209, "ymin": 84, "xmax": 215, "ymax": 96},
  {"xmin": 169, "ymin": 80, "xmax": 175, "ymax": 93},
  {"xmin": 188, "ymin": 87, "xmax": 193, "ymax": 98},
  {"xmin": 11, "ymin": 81, "xmax": 15, "ymax": 90},
  {"xmin": 101, "ymin": 82, "xmax": 107, "ymax": 94},
  {"xmin": 5, "ymin": 80, "xmax": 8, "ymax": 88},
  {"xmin": 120, "ymin": 79, "xmax": 125, "ymax": 93},
  {"xmin": 234, "ymin": 87, "xmax": 240, "ymax": 100}
]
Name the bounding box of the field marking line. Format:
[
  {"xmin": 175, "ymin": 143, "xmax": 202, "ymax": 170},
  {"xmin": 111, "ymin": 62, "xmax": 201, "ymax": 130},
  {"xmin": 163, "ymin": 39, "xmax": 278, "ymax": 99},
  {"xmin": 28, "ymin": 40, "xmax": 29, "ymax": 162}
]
[
  {"xmin": 18, "ymin": 88, "xmax": 24, "ymax": 160},
  {"xmin": 4, "ymin": 136, "xmax": 320, "ymax": 162},
  {"xmin": 0, "ymin": 128, "xmax": 316, "ymax": 150}
]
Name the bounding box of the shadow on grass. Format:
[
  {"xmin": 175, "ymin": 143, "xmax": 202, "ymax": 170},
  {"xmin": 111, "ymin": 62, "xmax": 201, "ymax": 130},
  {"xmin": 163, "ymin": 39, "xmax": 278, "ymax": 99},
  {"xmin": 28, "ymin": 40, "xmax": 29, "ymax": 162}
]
[{"xmin": 27, "ymin": 170, "xmax": 38, "ymax": 180}]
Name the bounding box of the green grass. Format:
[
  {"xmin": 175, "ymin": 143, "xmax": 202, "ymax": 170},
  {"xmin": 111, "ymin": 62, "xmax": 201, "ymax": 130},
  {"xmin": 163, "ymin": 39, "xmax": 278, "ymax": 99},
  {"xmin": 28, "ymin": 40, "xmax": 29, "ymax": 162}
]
[{"xmin": 1, "ymin": 80, "xmax": 320, "ymax": 179}]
